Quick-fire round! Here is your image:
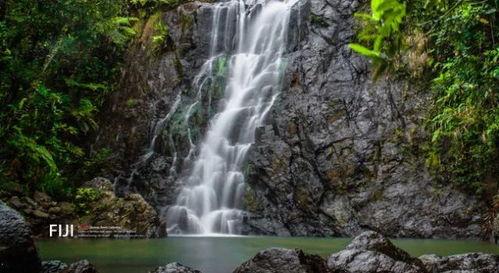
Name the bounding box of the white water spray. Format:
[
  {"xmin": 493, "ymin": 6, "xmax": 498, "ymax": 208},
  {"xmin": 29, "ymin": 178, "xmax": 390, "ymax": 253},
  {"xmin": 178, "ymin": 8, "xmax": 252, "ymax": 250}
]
[{"xmin": 166, "ymin": 0, "xmax": 297, "ymax": 235}]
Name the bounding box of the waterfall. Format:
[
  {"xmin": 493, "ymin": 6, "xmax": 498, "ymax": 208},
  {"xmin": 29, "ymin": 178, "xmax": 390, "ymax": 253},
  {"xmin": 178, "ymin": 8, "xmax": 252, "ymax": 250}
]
[{"xmin": 166, "ymin": 0, "xmax": 297, "ymax": 235}]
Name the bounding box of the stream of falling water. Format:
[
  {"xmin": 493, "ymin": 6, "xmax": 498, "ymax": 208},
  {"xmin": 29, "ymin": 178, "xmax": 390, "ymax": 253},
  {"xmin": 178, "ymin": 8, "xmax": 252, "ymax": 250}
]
[{"xmin": 166, "ymin": 0, "xmax": 297, "ymax": 235}]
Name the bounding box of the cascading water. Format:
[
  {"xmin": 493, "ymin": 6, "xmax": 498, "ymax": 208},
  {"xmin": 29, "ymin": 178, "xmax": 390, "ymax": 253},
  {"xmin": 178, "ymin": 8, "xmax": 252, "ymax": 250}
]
[{"xmin": 166, "ymin": 0, "xmax": 297, "ymax": 235}]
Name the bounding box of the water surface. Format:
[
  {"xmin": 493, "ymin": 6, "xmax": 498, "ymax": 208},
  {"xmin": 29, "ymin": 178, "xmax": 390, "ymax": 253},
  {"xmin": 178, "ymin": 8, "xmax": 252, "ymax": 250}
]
[{"xmin": 37, "ymin": 237, "xmax": 499, "ymax": 273}]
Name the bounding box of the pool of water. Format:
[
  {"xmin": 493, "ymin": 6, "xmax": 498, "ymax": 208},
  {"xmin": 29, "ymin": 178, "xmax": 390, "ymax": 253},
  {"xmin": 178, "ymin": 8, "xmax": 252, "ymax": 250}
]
[{"xmin": 37, "ymin": 237, "xmax": 499, "ymax": 273}]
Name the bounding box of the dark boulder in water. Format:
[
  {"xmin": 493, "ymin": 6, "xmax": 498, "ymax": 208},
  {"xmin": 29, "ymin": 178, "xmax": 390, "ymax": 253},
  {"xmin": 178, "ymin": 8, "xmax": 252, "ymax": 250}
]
[
  {"xmin": 41, "ymin": 260, "xmax": 68, "ymax": 273},
  {"xmin": 61, "ymin": 260, "xmax": 97, "ymax": 273},
  {"xmin": 233, "ymin": 247, "xmax": 333, "ymax": 273},
  {"xmin": 419, "ymin": 252, "xmax": 499, "ymax": 273},
  {"xmin": 0, "ymin": 201, "xmax": 41, "ymax": 273},
  {"xmin": 150, "ymin": 262, "xmax": 201, "ymax": 273},
  {"xmin": 327, "ymin": 231, "xmax": 427, "ymax": 273}
]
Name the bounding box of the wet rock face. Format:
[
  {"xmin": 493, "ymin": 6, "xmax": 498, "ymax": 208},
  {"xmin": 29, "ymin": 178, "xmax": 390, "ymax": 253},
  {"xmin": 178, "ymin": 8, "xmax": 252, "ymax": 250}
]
[
  {"xmin": 233, "ymin": 248, "xmax": 332, "ymax": 273},
  {"xmin": 0, "ymin": 201, "xmax": 41, "ymax": 273},
  {"xmin": 327, "ymin": 231, "xmax": 427, "ymax": 273},
  {"xmin": 150, "ymin": 262, "xmax": 201, "ymax": 273},
  {"xmin": 242, "ymin": 0, "xmax": 485, "ymax": 237},
  {"xmin": 419, "ymin": 253, "xmax": 499, "ymax": 273},
  {"xmin": 96, "ymin": 2, "xmax": 218, "ymax": 208}
]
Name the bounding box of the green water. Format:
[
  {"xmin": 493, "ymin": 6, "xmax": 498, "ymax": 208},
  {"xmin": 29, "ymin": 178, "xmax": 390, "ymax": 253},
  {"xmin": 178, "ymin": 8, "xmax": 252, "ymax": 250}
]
[{"xmin": 37, "ymin": 237, "xmax": 499, "ymax": 273}]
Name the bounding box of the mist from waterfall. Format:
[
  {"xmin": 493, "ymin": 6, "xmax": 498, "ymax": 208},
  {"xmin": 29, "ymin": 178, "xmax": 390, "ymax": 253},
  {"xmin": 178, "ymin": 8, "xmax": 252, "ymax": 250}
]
[{"xmin": 166, "ymin": 0, "xmax": 297, "ymax": 235}]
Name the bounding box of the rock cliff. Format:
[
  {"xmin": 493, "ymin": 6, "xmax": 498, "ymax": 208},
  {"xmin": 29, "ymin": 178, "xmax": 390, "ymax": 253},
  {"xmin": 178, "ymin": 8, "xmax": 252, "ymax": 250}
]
[
  {"xmin": 95, "ymin": 0, "xmax": 487, "ymax": 238},
  {"xmin": 242, "ymin": 0, "xmax": 485, "ymax": 237}
]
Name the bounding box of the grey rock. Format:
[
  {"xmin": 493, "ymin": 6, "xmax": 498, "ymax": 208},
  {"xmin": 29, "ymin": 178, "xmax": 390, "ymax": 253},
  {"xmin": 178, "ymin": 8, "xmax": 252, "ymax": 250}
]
[
  {"xmin": 150, "ymin": 262, "xmax": 201, "ymax": 273},
  {"xmin": 41, "ymin": 260, "xmax": 68, "ymax": 273},
  {"xmin": 327, "ymin": 231, "xmax": 427, "ymax": 273},
  {"xmin": 242, "ymin": 0, "xmax": 485, "ymax": 238},
  {"xmin": 82, "ymin": 177, "xmax": 114, "ymax": 191},
  {"xmin": 419, "ymin": 253, "xmax": 499, "ymax": 273},
  {"xmin": 0, "ymin": 201, "xmax": 41, "ymax": 273},
  {"xmin": 233, "ymin": 247, "xmax": 332, "ymax": 273},
  {"xmin": 61, "ymin": 260, "xmax": 97, "ymax": 273},
  {"xmin": 98, "ymin": 2, "xmax": 219, "ymax": 209}
]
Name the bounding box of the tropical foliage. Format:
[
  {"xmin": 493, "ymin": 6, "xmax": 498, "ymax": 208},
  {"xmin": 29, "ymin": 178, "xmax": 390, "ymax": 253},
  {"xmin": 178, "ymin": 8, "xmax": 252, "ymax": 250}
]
[
  {"xmin": 352, "ymin": 0, "xmax": 498, "ymax": 195},
  {"xmin": 0, "ymin": 0, "xmax": 135, "ymax": 197},
  {"xmin": 349, "ymin": 0, "xmax": 406, "ymax": 78}
]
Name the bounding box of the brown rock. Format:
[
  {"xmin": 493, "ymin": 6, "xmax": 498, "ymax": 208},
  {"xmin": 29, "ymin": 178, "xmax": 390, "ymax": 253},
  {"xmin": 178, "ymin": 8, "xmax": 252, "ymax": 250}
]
[
  {"xmin": 33, "ymin": 191, "xmax": 52, "ymax": 207},
  {"xmin": 32, "ymin": 210, "xmax": 50, "ymax": 219},
  {"xmin": 23, "ymin": 197, "xmax": 37, "ymax": 207},
  {"xmin": 9, "ymin": 196, "xmax": 24, "ymax": 209},
  {"xmin": 48, "ymin": 206, "xmax": 62, "ymax": 215},
  {"xmin": 80, "ymin": 189, "xmax": 164, "ymax": 238},
  {"xmin": 23, "ymin": 208, "xmax": 33, "ymax": 215},
  {"xmin": 59, "ymin": 202, "xmax": 75, "ymax": 216}
]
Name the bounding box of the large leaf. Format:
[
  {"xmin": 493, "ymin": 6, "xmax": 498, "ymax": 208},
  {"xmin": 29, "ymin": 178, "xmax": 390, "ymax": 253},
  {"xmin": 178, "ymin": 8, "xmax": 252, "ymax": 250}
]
[{"xmin": 349, "ymin": 43, "xmax": 381, "ymax": 59}]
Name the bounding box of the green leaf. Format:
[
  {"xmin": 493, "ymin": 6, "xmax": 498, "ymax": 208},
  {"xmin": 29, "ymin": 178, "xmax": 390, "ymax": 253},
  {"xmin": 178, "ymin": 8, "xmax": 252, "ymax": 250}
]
[{"xmin": 349, "ymin": 43, "xmax": 381, "ymax": 59}]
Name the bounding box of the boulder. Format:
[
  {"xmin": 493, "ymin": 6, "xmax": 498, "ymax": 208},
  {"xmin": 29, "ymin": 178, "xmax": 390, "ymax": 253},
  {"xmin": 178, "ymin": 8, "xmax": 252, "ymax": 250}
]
[
  {"xmin": 0, "ymin": 201, "xmax": 41, "ymax": 273},
  {"xmin": 8, "ymin": 196, "xmax": 24, "ymax": 209},
  {"xmin": 149, "ymin": 262, "xmax": 201, "ymax": 273},
  {"xmin": 76, "ymin": 186, "xmax": 166, "ymax": 238},
  {"xmin": 59, "ymin": 202, "xmax": 76, "ymax": 216},
  {"xmin": 233, "ymin": 247, "xmax": 332, "ymax": 273},
  {"xmin": 33, "ymin": 191, "xmax": 52, "ymax": 207},
  {"xmin": 327, "ymin": 231, "xmax": 427, "ymax": 273},
  {"xmin": 33, "ymin": 209, "xmax": 50, "ymax": 219},
  {"xmin": 419, "ymin": 253, "xmax": 499, "ymax": 273},
  {"xmin": 82, "ymin": 177, "xmax": 114, "ymax": 192},
  {"xmin": 41, "ymin": 260, "xmax": 68, "ymax": 273},
  {"xmin": 61, "ymin": 260, "xmax": 98, "ymax": 273}
]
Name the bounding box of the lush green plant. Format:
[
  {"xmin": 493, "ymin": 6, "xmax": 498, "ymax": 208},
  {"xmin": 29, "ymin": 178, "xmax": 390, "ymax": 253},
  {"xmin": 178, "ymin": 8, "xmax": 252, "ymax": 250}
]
[
  {"xmin": 0, "ymin": 0, "xmax": 135, "ymax": 198},
  {"xmin": 349, "ymin": 0, "xmax": 406, "ymax": 78},
  {"xmin": 420, "ymin": 1, "xmax": 498, "ymax": 194},
  {"xmin": 352, "ymin": 0, "xmax": 498, "ymax": 195},
  {"xmin": 75, "ymin": 187, "xmax": 102, "ymax": 215},
  {"xmin": 151, "ymin": 15, "xmax": 170, "ymax": 50}
]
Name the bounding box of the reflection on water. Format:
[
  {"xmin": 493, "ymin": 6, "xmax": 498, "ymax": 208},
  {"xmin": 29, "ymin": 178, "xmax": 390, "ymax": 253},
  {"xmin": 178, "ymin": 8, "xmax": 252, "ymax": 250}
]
[{"xmin": 37, "ymin": 237, "xmax": 499, "ymax": 273}]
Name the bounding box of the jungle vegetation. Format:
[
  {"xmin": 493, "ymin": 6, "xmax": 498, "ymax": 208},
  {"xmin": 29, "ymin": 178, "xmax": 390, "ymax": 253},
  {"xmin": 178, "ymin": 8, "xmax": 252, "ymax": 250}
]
[
  {"xmin": 0, "ymin": 0, "xmax": 182, "ymax": 199},
  {"xmin": 0, "ymin": 0, "xmax": 135, "ymax": 197},
  {"xmin": 351, "ymin": 0, "xmax": 498, "ymax": 197},
  {"xmin": 0, "ymin": 0, "xmax": 497, "ymax": 202}
]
